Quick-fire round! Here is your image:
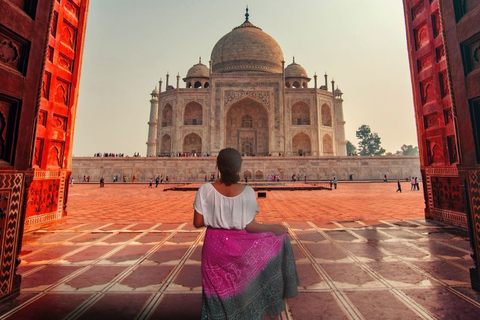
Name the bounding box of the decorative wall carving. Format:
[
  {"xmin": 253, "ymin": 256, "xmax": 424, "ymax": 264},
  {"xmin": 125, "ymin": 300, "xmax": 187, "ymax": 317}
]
[
  {"xmin": 224, "ymin": 90, "xmax": 270, "ymax": 108},
  {"xmin": 34, "ymin": 138, "xmax": 43, "ymax": 167},
  {"xmin": 54, "ymin": 78, "xmax": 71, "ymax": 106},
  {"xmin": 426, "ymin": 138, "xmax": 444, "ymax": 165},
  {"xmin": 0, "ymin": 95, "xmax": 20, "ymax": 164},
  {"xmin": 52, "ymin": 114, "xmax": 67, "ymax": 131},
  {"xmin": 431, "ymin": 176, "xmax": 464, "ymax": 212},
  {"xmin": 431, "ymin": 11, "xmax": 441, "ymax": 38},
  {"xmin": 468, "ymin": 170, "xmax": 480, "ymax": 261},
  {"xmin": 60, "ymin": 20, "xmax": 77, "ymax": 50},
  {"xmin": 42, "ymin": 72, "xmax": 51, "ymax": 100},
  {"xmin": 420, "ymin": 78, "xmax": 434, "ymax": 105},
  {"xmin": 439, "ymin": 71, "xmax": 449, "ymax": 98},
  {"xmin": 38, "ymin": 110, "xmax": 47, "ymax": 127},
  {"xmin": 436, "ymin": 45, "xmax": 446, "ymax": 62},
  {"xmin": 65, "ymin": 0, "xmax": 80, "ymax": 19},
  {"xmin": 412, "ymin": 2, "xmax": 424, "ymax": 20},
  {"xmin": 0, "ymin": 173, "xmax": 24, "ymax": 298},
  {"xmin": 424, "ymin": 112, "xmax": 439, "ymax": 129},
  {"xmin": 47, "ymin": 46, "xmax": 54, "ymax": 62},
  {"xmin": 58, "ymin": 53, "xmax": 73, "ymax": 73},
  {"xmin": 0, "ymin": 25, "xmax": 29, "ymax": 74},
  {"xmin": 48, "ymin": 141, "xmax": 65, "ymax": 168},
  {"xmin": 461, "ymin": 33, "xmax": 480, "ymax": 74},
  {"xmin": 415, "ymin": 23, "xmax": 429, "ymax": 50},
  {"xmin": 51, "ymin": 11, "xmax": 58, "ymax": 37},
  {"xmin": 25, "ymin": 179, "xmax": 60, "ymax": 218},
  {"xmin": 417, "ymin": 55, "xmax": 432, "ymax": 72}
]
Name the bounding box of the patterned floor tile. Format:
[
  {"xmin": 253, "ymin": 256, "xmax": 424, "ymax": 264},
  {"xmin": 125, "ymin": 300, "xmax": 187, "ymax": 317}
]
[{"xmin": 0, "ymin": 183, "xmax": 478, "ymax": 319}]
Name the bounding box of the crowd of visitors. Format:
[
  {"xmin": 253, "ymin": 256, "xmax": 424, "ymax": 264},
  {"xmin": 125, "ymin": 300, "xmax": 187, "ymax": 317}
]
[{"xmin": 93, "ymin": 153, "xmax": 126, "ymax": 157}]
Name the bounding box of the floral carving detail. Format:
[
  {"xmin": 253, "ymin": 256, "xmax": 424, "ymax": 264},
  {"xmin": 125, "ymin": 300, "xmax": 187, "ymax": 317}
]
[
  {"xmin": 224, "ymin": 90, "xmax": 270, "ymax": 107},
  {"xmin": 0, "ymin": 40, "xmax": 19, "ymax": 64}
]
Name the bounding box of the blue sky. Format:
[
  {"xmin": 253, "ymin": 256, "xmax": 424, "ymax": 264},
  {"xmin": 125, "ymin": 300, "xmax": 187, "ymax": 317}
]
[{"xmin": 74, "ymin": 0, "xmax": 416, "ymax": 156}]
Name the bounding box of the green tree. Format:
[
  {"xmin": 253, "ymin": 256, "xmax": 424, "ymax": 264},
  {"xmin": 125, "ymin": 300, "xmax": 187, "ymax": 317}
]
[
  {"xmin": 346, "ymin": 140, "xmax": 357, "ymax": 155},
  {"xmin": 356, "ymin": 125, "xmax": 386, "ymax": 156},
  {"xmin": 397, "ymin": 144, "xmax": 419, "ymax": 156}
]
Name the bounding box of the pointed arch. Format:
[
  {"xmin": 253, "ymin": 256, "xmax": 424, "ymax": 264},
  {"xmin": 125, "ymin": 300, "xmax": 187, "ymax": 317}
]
[
  {"xmin": 292, "ymin": 132, "xmax": 311, "ymax": 156},
  {"xmin": 183, "ymin": 133, "xmax": 202, "ymax": 154},
  {"xmin": 161, "ymin": 134, "xmax": 171, "ymax": 155},
  {"xmin": 226, "ymin": 97, "xmax": 269, "ymax": 156},
  {"xmin": 184, "ymin": 101, "xmax": 203, "ymax": 125},
  {"xmin": 162, "ymin": 104, "xmax": 173, "ymax": 127},
  {"xmin": 323, "ymin": 134, "xmax": 333, "ymax": 154},
  {"xmin": 321, "ymin": 104, "xmax": 332, "ymax": 126},
  {"xmin": 291, "ymin": 102, "xmax": 310, "ymax": 125}
]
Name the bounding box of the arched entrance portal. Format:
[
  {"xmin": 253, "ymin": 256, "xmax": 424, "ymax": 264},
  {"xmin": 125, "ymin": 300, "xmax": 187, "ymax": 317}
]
[
  {"xmin": 292, "ymin": 132, "xmax": 311, "ymax": 156},
  {"xmin": 183, "ymin": 133, "xmax": 202, "ymax": 155},
  {"xmin": 226, "ymin": 98, "xmax": 268, "ymax": 156}
]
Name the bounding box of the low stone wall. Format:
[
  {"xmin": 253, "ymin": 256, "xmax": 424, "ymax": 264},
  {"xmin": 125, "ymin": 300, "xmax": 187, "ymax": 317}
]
[{"xmin": 72, "ymin": 156, "xmax": 421, "ymax": 183}]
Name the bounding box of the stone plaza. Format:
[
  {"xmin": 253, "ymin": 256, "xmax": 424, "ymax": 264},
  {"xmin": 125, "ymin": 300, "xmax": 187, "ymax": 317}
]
[{"xmin": 1, "ymin": 182, "xmax": 479, "ymax": 319}]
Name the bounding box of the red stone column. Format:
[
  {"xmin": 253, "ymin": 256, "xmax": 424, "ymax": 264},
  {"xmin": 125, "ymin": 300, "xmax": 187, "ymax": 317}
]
[
  {"xmin": 25, "ymin": 0, "xmax": 90, "ymax": 232},
  {"xmin": 438, "ymin": 0, "xmax": 480, "ymax": 291},
  {"xmin": 0, "ymin": 0, "xmax": 55, "ymax": 302},
  {"xmin": 402, "ymin": 0, "xmax": 466, "ymax": 227}
]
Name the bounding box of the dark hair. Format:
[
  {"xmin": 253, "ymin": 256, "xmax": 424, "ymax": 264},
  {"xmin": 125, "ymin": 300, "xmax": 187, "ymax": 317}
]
[{"xmin": 217, "ymin": 148, "xmax": 242, "ymax": 186}]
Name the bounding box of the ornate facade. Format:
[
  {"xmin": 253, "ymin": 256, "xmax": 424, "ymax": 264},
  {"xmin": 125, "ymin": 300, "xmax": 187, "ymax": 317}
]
[
  {"xmin": 402, "ymin": 0, "xmax": 465, "ymax": 227},
  {"xmin": 146, "ymin": 12, "xmax": 347, "ymax": 157},
  {"xmin": 403, "ymin": 0, "xmax": 480, "ymax": 291}
]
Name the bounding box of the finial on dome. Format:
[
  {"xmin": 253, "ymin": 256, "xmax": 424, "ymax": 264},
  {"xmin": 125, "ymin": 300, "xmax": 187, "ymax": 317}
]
[
  {"xmin": 199, "ymin": 56, "xmax": 201, "ymax": 63},
  {"xmin": 245, "ymin": 6, "xmax": 249, "ymax": 22},
  {"xmin": 293, "ymin": 56, "xmax": 295, "ymax": 63}
]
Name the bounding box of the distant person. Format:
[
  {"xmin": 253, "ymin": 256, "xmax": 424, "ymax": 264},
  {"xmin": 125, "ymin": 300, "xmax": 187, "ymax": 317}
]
[
  {"xmin": 384, "ymin": 174, "xmax": 387, "ymax": 182},
  {"xmin": 411, "ymin": 177, "xmax": 415, "ymax": 191},
  {"xmin": 193, "ymin": 148, "xmax": 298, "ymax": 319},
  {"xmin": 83, "ymin": 175, "xmax": 86, "ymax": 182},
  {"xmin": 396, "ymin": 179, "xmax": 402, "ymax": 193},
  {"xmin": 100, "ymin": 177, "xmax": 105, "ymax": 188},
  {"xmin": 349, "ymin": 174, "xmax": 353, "ymax": 181},
  {"xmin": 70, "ymin": 177, "xmax": 74, "ymax": 187},
  {"xmin": 149, "ymin": 179, "xmax": 153, "ymax": 188},
  {"xmin": 155, "ymin": 176, "xmax": 159, "ymax": 187},
  {"xmin": 132, "ymin": 175, "xmax": 136, "ymax": 183},
  {"xmin": 166, "ymin": 175, "xmax": 169, "ymax": 183},
  {"xmin": 333, "ymin": 177, "xmax": 338, "ymax": 189}
]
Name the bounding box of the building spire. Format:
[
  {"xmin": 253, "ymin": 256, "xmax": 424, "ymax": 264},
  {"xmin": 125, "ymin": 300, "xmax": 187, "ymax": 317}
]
[
  {"xmin": 199, "ymin": 56, "xmax": 201, "ymax": 64},
  {"xmin": 245, "ymin": 5, "xmax": 249, "ymax": 22}
]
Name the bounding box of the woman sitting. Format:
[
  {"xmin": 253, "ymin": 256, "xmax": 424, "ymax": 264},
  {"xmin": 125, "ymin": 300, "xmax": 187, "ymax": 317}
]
[{"xmin": 193, "ymin": 148, "xmax": 299, "ymax": 319}]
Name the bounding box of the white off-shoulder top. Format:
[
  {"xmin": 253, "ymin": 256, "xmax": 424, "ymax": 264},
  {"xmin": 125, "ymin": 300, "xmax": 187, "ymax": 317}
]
[{"xmin": 193, "ymin": 183, "xmax": 259, "ymax": 229}]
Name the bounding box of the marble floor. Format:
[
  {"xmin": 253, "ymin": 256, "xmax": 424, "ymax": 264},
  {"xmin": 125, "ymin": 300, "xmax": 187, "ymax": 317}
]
[{"xmin": 1, "ymin": 183, "xmax": 479, "ymax": 319}]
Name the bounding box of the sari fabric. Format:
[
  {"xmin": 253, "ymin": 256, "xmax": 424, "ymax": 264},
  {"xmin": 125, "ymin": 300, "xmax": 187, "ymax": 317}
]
[{"xmin": 201, "ymin": 228, "xmax": 299, "ymax": 319}]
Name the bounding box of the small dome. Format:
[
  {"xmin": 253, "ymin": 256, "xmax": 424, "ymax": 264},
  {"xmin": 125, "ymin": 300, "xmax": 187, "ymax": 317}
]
[
  {"xmin": 151, "ymin": 86, "xmax": 159, "ymax": 94},
  {"xmin": 334, "ymin": 88, "xmax": 343, "ymax": 95},
  {"xmin": 186, "ymin": 61, "xmax": 209, "ymax": 78},
  {"xmin": 285, "ymin": 59, "xmax": 308, "ymax": 78}
]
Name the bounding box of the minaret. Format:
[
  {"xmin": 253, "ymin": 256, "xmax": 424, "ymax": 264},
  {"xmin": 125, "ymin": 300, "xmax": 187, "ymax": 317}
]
[
  {"xmin": 334, "ymin": 85, "xmax": 347, "ymax": 156},
  {"xmin": 146, "ymin": 86, "xmax": 159, "ymax": 156}
]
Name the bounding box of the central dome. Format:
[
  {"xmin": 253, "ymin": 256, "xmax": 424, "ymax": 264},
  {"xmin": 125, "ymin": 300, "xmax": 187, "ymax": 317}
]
[{"xmin": 211, "ymin": 17, "xmax": 284, "ymax": 74}]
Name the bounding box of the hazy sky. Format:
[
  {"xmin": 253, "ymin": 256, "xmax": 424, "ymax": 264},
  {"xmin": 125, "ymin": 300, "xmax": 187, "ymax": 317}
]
[{"xmin": 74, "ymin": 0, "xmax": 417, "ymax": 156}]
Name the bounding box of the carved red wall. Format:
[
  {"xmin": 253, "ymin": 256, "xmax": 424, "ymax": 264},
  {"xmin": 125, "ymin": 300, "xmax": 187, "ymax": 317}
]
[
  {"xmin": 402, "ymin": 0, "xmax": 466, "ymax": 227},
  {"xmin": 25, "ymin": 0, "xmax": 90, "ymax": 232},
  {"xmin": 437, "ymin": 0, "xmax": 480, "ymax": 291},
  {"xmin": 0, "ymin": 0, "xmax": 54, "ymax": 303}
]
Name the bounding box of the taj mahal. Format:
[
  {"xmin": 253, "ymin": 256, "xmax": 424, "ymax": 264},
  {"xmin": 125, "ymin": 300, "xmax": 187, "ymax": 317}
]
[{"xmin": 146, "ymin": 10, "xmax": 347, "ymax": 157}]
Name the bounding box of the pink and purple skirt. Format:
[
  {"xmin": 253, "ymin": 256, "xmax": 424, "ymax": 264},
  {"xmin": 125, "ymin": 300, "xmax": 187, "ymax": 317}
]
[{"xmin": 201, "ymin": 228, "xmax": 299, "ymax": 319}]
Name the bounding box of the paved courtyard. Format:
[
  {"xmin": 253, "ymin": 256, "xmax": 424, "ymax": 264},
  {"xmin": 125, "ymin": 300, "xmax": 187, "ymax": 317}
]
[{"xmin": 1, "ymin": 182, "xmax": 480, "ymax": 319}]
